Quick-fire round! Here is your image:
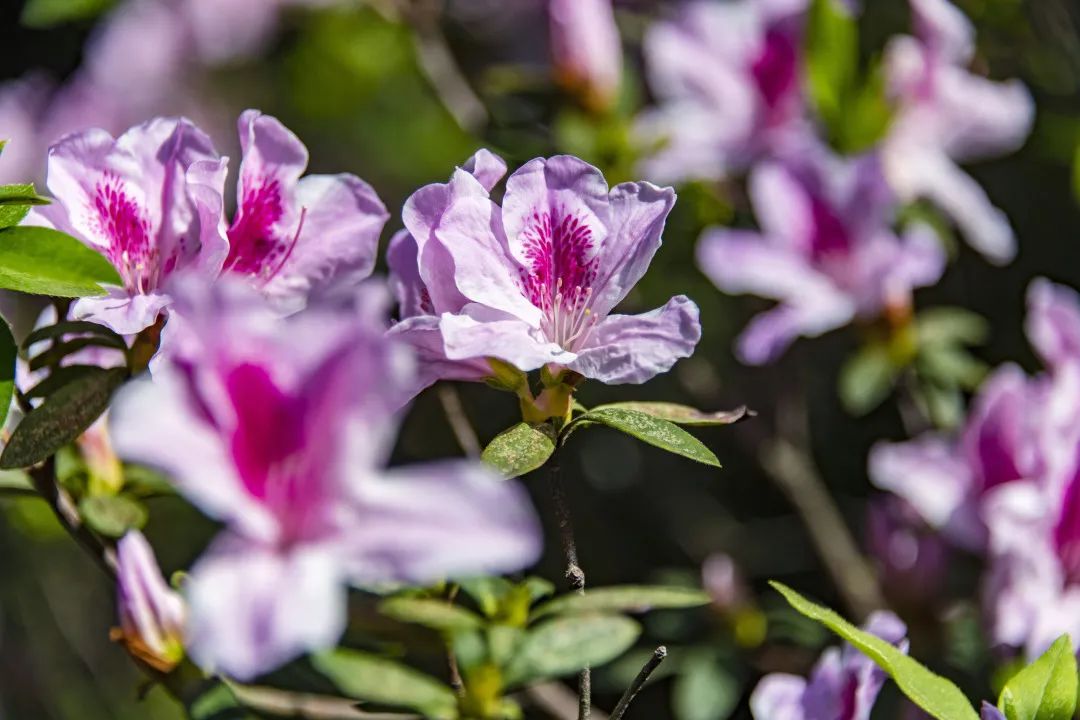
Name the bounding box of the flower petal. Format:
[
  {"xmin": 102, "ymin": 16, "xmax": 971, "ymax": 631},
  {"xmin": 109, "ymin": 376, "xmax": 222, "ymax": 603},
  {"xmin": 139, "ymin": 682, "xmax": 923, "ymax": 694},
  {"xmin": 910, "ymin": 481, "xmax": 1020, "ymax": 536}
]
[
  {"xmin": 735, "ymin": 299, "xmax": 854, "ymax": 365},
  {"xmin": 569, "ymin": 295, "xmax": 700, "ymax": 384},
  {"xmin": 387, "ymin": 314, "xmax": 492, "ymax": 398},
  {"xmin": 1026, "ymin": 278, "xmax": 1080, "ymax": 371},
  {"xmin": 71, "ymin": 289, "xmax": 172, "ymax": 335},
  {"xmin": 750, "ymin": 674, "xmax": 807, "ymax": 720},
  {"xmin": 439, "ymin": 307, "xmax": 572, "ymax": 371},
  {"xmin": 344, "ymin": 462, "xmax": 542, "ymax": 584},
  {"xmin": 185, "ymin": 535, "xmax": 347, "ymax": 681}
]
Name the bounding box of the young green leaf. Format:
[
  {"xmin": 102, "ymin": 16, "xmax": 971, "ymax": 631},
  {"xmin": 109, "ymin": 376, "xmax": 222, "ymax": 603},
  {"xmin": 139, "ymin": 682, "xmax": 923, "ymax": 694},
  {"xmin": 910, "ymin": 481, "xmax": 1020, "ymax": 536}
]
[
  {"xmin": 504, "ymin": 614, "xmax": 641, "ymax": 686},
  {"xmin": 839, "ymin": 343, "xmax": 900, "ymax": 416},
  {"xmin": 379, "ymin": 597, "xmax": 485, "ymax": 633},
  {"xmin": 805, "ymin": 0, "xmax": 857, "ymax": 125},
  {"xmin": 998, "ymin": 634, "xmax": 1077, "ymax": 720},
  {"xmin": 312, "ymin": 649, "xmax": 459, "ymax": 719},
  {"xmin": 0, "ymin": 183, "xmax": 50, "ymax": 229},
  {"xmin": 0, "ymin": 367, "xmax": 127, "ymax": 469},
  {"xmin": 572, "ymin": 407, "xmax": 720, "ymax": 467},
  {"xmin": 78, "ymin": 494, "xmax": 148, "ymax": 538},
  {"xmin": 0, "ymin": 316, "xmax": 15, "ymax": 431},
  {"xmin": 481, "ymin": 422, "xmax": 556, "ymax": 478},
  {"xmin": 531, "ymin": 586, "xmax": 711, "ymax": 620},
  {"xmin": 916, "ymin": 307, "xmax": 990, "ymax": 347},
  {"xmin": 772, "ymin": 582, "xmax": 979, "ymax": 720},
  {"xmin": 589, "ymin": 402, "xmax": 751, "ymax": 427},
  {"xmin": 673, "ymin": 653, "xmax": 740, "ymax": 720},
  {"xmin": 0, "ymin": 226, "xmax": 121, "ymax": 297}
]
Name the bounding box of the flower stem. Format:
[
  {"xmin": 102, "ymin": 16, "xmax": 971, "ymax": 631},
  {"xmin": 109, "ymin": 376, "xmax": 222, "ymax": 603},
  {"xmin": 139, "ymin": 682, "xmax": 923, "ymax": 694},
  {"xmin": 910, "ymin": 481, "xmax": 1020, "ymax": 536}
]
[
  {"xmin": 547, "ymin": 454, "xmax": 589, "ymax": 719},
  {"xmin": 609, "ymin": 647, "xmax": 667, "ymax": 720}
]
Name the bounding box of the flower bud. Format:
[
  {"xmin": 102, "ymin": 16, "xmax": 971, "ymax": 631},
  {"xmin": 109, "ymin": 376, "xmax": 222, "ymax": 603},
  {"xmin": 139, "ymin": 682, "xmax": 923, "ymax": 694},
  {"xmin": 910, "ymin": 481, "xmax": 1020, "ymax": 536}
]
[
  {"xmin": 112, "ymin": 531, "xmax": 186, "ymax": 673},
  {"xmin": 549, "ymin": 0, "xmax": 622, "ymax": 113}
]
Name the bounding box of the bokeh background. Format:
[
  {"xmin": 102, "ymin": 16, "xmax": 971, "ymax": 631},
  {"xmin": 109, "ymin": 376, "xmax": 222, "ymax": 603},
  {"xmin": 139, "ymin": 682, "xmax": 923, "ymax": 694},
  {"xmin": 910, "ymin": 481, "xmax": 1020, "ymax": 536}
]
[{"xmin": 1, "ymin": 0, "xmax": 1079, "ymax": 718}]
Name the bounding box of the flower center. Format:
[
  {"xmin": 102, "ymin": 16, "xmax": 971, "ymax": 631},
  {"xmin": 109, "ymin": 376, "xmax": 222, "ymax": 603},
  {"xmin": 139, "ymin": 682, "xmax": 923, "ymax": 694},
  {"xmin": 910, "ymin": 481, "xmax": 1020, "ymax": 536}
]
[
  {"xmin": 225, "ymin": 176, "xmax": 304, "ymax": 283},
  {"xmin": 751, "ymin": 28, "xmax": 799, "ymax": 120},
  {"xmin": 93, "ymin": 176, "xmax": 162, "ymax": 294},
  {"xmin": 518, "ymin": 209, "xmax": 600, "ymax": 351}
]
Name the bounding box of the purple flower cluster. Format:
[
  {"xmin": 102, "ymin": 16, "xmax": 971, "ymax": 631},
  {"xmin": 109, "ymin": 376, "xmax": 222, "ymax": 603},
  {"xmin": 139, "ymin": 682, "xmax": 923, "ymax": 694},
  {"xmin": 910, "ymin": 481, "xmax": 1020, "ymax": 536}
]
[
  {"xmin": 871, "ymin": 279, "xmax": 1080, "ymax": 659},
  {"xmin": 23, "ymin": 104, "xmax": 700, "ymax": 680},
  {"xmin": 638, "ymin": 0, "xmax": 1033, "ymax": 363}
]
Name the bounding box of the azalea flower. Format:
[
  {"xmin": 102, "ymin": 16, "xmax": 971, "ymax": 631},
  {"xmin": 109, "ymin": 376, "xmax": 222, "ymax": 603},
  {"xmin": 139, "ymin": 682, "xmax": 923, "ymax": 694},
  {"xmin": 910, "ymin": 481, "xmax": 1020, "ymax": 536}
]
[
  {"xmin": 750, "ymin": 612, "xmax": 907, "ymax": 720},
  {"xmin": 29, "ymin": 117, "xmax": 228, "ymax": 335},
  {"xmin": 218, "ymin": 110, "xmax": 388, "ymax": 313},
  {"xmin": 869, "ymin": 279, "xmax": 1080, "ymax": 552},
  {"xmin": 113, "ymin": 531, "xmax": 186, "ymax": 673},
  {"xmin": 697, "ymin": 142, "xmax": 944, "ymax": 365},
  {"xmin": 110, "ymin": 278, "xmax": 542, "ymax": 679},
  {"xmin": 389, "ymin": 151, "xmax": 700, "ymax": 390},
  {"xmin": 881, "ymin": 0, "xmax": 1033, "ymax": 264},
  {"xmin": 637, "ymin": 0, "xmax": 811, "ymax": 183},
  {"xmin": 549, "ymin": 0, "xmax": 623, "ymax": 112}
]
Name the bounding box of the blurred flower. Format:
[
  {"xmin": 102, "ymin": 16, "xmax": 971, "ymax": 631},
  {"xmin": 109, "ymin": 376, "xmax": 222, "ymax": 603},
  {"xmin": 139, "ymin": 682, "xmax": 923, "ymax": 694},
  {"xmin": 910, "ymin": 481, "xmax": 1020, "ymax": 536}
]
[
  {"xmin": 866, "ymin": 496, "xmax": 950, "ymax": 606},
  {"xmin": 750, "ymin": 611, "xmax": 908, "ymax": 720},
  {"xmin": 702, "ymin": 553, "xmax": 746, "ymax": 611},
  {"xmin": 79, "ymin": 415, "xmax": 125, "ymax": 496},
  {"xmin": 549, "ymin": 0, "xmax": 623, "ymax": 113},
  {"xmin": 110, "ymin": 278, "xmax": 542, "ymax": 679},
  {"xmin": 113, "ymin": 530, "xmax": 186, "ymax": 673},
  {"xmin": 0, "ymin": 74, "xmax": 52, "ymax": 184},
  {"xmin": 697, "ymin": 143, "xmax": 944, "ymax": 364},
  {"xmin": 637, "ymin": 0, "xmax": 811, "ymax": 183},
  {"xmin": 881, "ymin": 0, "xmax": 1033, "ymax": 264},
  {"xmin": 219, "ymin": 110, "xmax": 388, "ymax": 313},
  {"xmin": 870, "ymin": 279, "xmax": 1080, "ymax": 552},
  {"xmin": 389, "ymin": 151, "xmax": 700, "ymax": 388},
  {"xmin": 28, "ymin": 118, "xmax": 228, "ymax": 335}
]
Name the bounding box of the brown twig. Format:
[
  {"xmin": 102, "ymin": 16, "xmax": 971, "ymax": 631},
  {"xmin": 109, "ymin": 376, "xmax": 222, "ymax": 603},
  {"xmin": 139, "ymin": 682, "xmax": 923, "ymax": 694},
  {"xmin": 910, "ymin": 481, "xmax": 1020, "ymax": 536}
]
[
  {"xmin": 524, "ymin": 682, "xmax": 610, "ymax": 720},
  {"xmin": 437, "ymin": 385, "xmax": 481, "ymax": 458},
  {"xmin": 609, "ymin": 647, "xmax": 666, "ymax": 720},
  {"xmin": 547, "ymin": 455, "xmax": 590, "ymax": 719},
  {"xmin": 28, "ymin": 457, "xmax": 117, "ymax": 577},
  {"xmin": 231, "ymin": 683, "xmax": 419, "ymax": 719}
]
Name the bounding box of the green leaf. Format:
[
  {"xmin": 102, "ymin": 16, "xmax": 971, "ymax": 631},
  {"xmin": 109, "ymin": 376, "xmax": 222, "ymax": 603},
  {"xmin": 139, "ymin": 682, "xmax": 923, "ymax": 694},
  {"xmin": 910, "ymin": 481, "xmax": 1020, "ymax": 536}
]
[
  {"xmin": 458, "ymin": 576, "xmax": 515, "ymax": 617},
  {"xmin": 0, "ymin": 469, "xmax": 35, "ymax": 497},
  {"xmin": 0, "ymin": 226, "xmax": 121, "ymax": 297},
  {"xmin": 839, "ymin": 344, "xmax": 899, "ymax": 416},
  {"xmin": 772, "ymin": 582, "xmax": 979, "ymax": 720},
  {"xmin": 532, "ymin": 586, "xmax": 711, "ymax": 620},
  {"xmin": 589, "ymin": 402, "xmax": 751, "ymax": 427},
  {"xmin": 78, "ymin": 494, "xmax": 147, "ymax": 538},
  {"xmin": 673, "ymin": 654, "xmax": 740, "ymax": 720},
  {"xmin": 21, "ymin": 0, "xmax": 115, "ymax": 27},
  {"xmin": 0, "ymin": 183, "xmax": 50, "ymax": 229},
  {"xmin": 0, "ymin": 367, "xmax": 126, "ymax": 469},
  {"xmin": 572, "ymin": 407, "xmax": 720, "ymax": 467},
  {"xmin": 0, "ymin": 316, "xmax": 15, "ymax": 431},
  {"xmin": 919, "ymin": 345, "xmax": 988, "ymax": 391},
  {"xmin": 379, "ymin": 597, "xmax": 485, "ymax": 633},
  {"xmin": 481, "ymin": 422, "xmax": 556, "ymax": 478},
  {"xmin": 24, "ymin": 319, "xmax": 127, "ymax": 349},
  {"xmin": 998, "ymin": 634, "xmax": 1077, "ymax": 720},
  {"xmin": 834, "ymin": 59, "xmax": 894, "ymax": 154},
  {"xmin": 805, "ymin": 0, "xmax": 858, "ymax": 124},
  {"xmin": 29, "ymin": 337, "xmax": 125, "ymax": 371},
  {"xmin": 916, "ymin": 308, "xmax": 990, "ymax": 347},
  {"xmin": 504, "ymin": 614, "xmax": 641, "ymax": 686},
  {"xmin": 312, "ymin": 649, "xmax": 458, "ymax": 718}
]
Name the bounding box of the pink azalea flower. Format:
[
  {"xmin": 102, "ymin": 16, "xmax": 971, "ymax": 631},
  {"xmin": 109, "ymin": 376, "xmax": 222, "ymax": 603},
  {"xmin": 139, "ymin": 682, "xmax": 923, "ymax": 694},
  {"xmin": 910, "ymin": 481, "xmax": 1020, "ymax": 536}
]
[
  {"xmin": 114, "ymin": 531, "xmax": 186, "ymax": 672},
  {"xmin": 881, "ymin": 0, "xmax": 1033, "ymax": 264},
  {"xmin": 697, "ymin": 143, "xmax": 945, "ymax": 364},
  {"xmin": 637, "ymin": 0, "xmax": 812, "ymax": 183},
  {"xmin": 110, "ymin": 278, "xmax": 542, "ymax": 679},
  {"xmin": 29, "ymin": 117, "xmax": 228, "ymax": 335},
  {"xmin": 389, "ymin": 151, "xmax": 700, "ymax": 390},
  {"xmin": 751, "ymin": 612, "xmax": 907, "ymax": 720},
  {"xmin": 549, "ymin": 0, "xmax": 623, "ymax": 112},
  {"xmin": 218, "ymin": 110, "xmax": 388, "ymax": 313}
]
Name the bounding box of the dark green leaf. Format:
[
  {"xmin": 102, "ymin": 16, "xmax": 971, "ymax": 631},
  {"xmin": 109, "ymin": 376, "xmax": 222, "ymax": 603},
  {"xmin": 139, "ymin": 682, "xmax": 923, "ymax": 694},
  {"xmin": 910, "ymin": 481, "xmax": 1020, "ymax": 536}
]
[
  {"xmin": 21, "ymin": 0, "xmax": 115, "ymax": 27},
  {"xmin": 186, "ymin": 680, "xmax": 255, "ymax": 720},
  {"xmin": 504, "ymin": 614, "xmax": 641, "ymax": 686},
  {"xmin": 772, "ymin": 582, "xmax": 979, "ymax": 720},
  {"xmin": 379, "ymin": 597, "xmax": 485, "ymax": 632},
  {"xmin": 481, "ymin": 422, "xmax": 556, "ymax": 478},
  {"xmin": 673, "ymin": 653, "xmax": 739, "ymax": 720},
  {"xmin": 312, "ymin": 649, "xmax": 458, "ymax": 718},
  {"xmin": 24, "ymin": 319, "xmax": 127, "ymax": 349},
  {"xmin": 998, "ymin": 634, "xmax": 1077, "ymax": 720},
  {"xmin": 78, "ymin": 494, "xmax": 147, "ymax": 538},
  {"xmin": 839, "ymin": 344, "xmax": 899, "ymax": 416},
  {"xmin": 25, "ymin": 365, "xmax": 104, "ymax": 399},
  {"xmin": 532, "ymin": 586, "xmax": 711, "ymax": 620},
  {"xmin": 572, "ymin": 407, "xmax": 720, "ymax": 467},
  {"xmin": 590, "ymin": 402, "xmax": 751, "ymax": 427},
  {"xmin": 1, "ymin": 367, "xmax": 126, "ymax": 468},
  {"xmin": 0, "ymin": 316, "xmax": 15, "ymax": 431},
  {"xmin": 0, "ymin": 226, "xmax": 121, "ymax": 297},
  {"xmin": 29, "ymin": 337, "xmax": 125, "ymax": 372},
  {"xmin": 0, "ymin": 183, "xmax": 49, "ymax": 229}
]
